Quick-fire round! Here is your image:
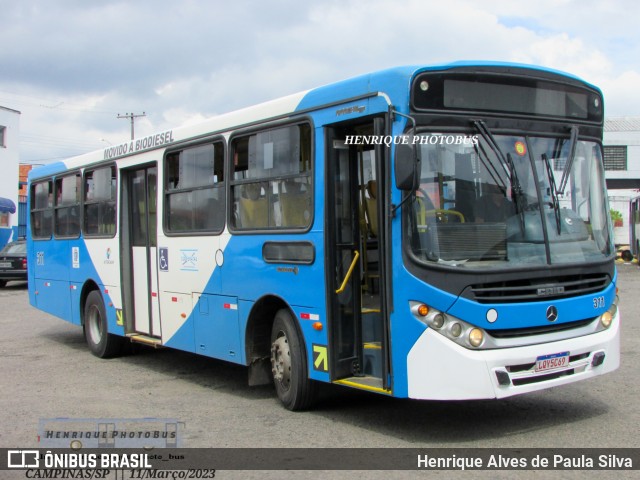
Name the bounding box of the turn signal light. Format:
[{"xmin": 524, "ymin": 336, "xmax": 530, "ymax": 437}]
[{"xmin": 417, "ymin": 304, "xmax": 429, "ymax": 317}]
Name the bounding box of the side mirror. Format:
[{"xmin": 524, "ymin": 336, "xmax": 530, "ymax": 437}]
[{"xmin": 395, "ymin": 136, "xmax": 420, "ymax": 191}]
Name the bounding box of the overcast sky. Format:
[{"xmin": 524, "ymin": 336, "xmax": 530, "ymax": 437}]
[{"xmin": 2, "ymin": 0, "xmax": 640, "ymax": 164}]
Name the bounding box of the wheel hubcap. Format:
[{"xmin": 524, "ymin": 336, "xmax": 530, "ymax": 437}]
[
  {"xmin": 271, "ymin": 333, "xmax": 291, "ymax": 389},
  {"xmin": 87, "ymin": 305, "xmax": 103, "ymax": 345}
]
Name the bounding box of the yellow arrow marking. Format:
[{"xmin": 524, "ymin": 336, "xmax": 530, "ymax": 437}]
[
  {"xmin": 115, "ymin": 309, "xmax": 124, "ymax": 326},
  {"xmin": 313, "ymin": 344, "xmax": 328, "ymax": 371}
]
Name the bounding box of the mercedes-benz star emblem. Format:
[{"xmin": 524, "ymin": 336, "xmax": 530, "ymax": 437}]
[{"xmin": 546, "ymin": 305, "xmax": 558, "ymax": 322}]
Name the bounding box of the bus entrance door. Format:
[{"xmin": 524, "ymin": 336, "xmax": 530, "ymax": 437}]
[
  {"xmin": 121, "ymin": 165, "xmax": 161, "ymax": 341},
  {"xmin": 325, "ymin": 118, "xmax": 389, "ymax": 394}
]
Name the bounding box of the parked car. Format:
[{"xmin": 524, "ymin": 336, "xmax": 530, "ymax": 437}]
[{"xmin": 0, "ymin": 239, "xmax": 27, "ymax": 287}]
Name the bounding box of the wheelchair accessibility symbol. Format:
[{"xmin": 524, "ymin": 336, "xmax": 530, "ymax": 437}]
[{"xmin": 159, "ymin": 247, "xmax": 169, "ymax": 271}]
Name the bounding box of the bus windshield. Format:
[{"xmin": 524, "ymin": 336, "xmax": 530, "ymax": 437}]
[{"xmin": 406, "ymin": 132, "xmax": 613, "ymax": 269}]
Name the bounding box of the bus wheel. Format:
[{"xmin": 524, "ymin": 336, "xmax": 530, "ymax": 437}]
[
  {"xmin": 270, "ymin": 309, "xmax": 317, "ymax": 410},
  {"xmin": 84, "ymin": 290, "xmax": 124, "ymax": 358}
]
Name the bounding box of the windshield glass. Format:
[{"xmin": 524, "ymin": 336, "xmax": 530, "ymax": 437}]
[{"xmin": 405, "ymin": 132, "xmax": 613, "ymax": 269}]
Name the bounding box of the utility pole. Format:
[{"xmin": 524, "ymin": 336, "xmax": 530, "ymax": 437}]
[{"xmin": 117, "ymin": 112, "xmax": 146, "ymax": 140}]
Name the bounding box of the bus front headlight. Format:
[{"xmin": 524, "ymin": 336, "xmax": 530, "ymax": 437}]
[
  {"xmin": 600, "ymin": 310, "xmax": 613, "ymax": 328},
  {"xmin": 469, "ymin": 328, "xmax": 484, "ymax": 347},
  {"xmin": 432, "ymin": 313, "xmax": 445, "ymax": 329},
  {"xmin": 410, "ymin": 301, "xmax": 488, "ymax": 349},
  {"xmin": 450, "ymin": 322, "xmax": 462, "ymax": 337},
  {"xmin": 599, "ymin": 297, "xmax": 618, "ymax": 329}
]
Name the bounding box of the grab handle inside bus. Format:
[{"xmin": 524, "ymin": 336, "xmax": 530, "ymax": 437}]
[{"xmin": 335, "ymin": 250, "xmax": 360, "ymax": 294}]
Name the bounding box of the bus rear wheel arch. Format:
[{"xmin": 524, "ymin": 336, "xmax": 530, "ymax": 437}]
[{"xmin": 83, "ymin": 289, "xmax": 125, "ymax": 358}]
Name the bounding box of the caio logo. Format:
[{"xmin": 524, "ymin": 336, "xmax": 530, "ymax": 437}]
[{"xmin": 7, "ymin": 450, "xmax": 39, "ymax": 468}]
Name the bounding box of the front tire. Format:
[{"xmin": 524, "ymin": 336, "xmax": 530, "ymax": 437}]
[
  {"xmin": 270, "ymin": 309, "xmax": 317, "ymax": 410},
  {"xmin": 84, "ymin": 290, "xmax": 125, "ymax": 358}
]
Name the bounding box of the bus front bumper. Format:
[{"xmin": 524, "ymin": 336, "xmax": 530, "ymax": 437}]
[{"xmin": 406, "ymin": 313, "xmax": 620, "ymax": 400}]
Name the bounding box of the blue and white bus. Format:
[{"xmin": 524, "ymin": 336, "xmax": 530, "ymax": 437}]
[{"xmin": 28, "ymin": 62, "xmax": 620, "ymax": 410}]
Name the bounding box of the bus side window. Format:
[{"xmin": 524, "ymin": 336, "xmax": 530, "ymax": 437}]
[
  {"xmin": 165, "ymin": 142, "xmax": 225, "ymax": 234},
  {"xmin": 84, "ymin": 166, "xmax": 117, "ymax": 237},
  {"xmin": 54, "ymin": 173, "xmax": 81, "ymax": 238},
  {"xmin": 238, "ymin": 182, "xmax": 269, "ymax": 228},
  {"xmin": 280, "ymin": 178, "xmax": 311, "ymax": 227},
  {"xmin": 31, "ymin": 180, "xmax": 53, "ymax": 239},
  {"xmin": 230, "ymin": 123, "xmax": 312, "ymax": 231}
]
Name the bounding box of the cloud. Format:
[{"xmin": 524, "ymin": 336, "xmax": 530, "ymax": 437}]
[
  {"xmin": 600, "ymin": 71, "xmax": 640, "ymax": 116},
  {"xmin": 2, "ymin": 0, "xmax": 639, "ymax": 162},
  {"xmin": 511, "ymin": 33, "xmax": 613, "ymax": 81}
]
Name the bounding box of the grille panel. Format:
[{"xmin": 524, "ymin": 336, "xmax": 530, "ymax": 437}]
[
  {"xmin": 511, "ymin": 369, "xmax": 574, "ymax": 386},
  {"xmin": 470, "ymin": 273, "xmax": 610, "ymax": 303},
  {"xmin": 488, "ymin": 319, "xmax": 595, "ymax": 339}
]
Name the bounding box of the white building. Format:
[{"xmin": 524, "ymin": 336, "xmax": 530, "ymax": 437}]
[
  {"xmin": 0, "ymin": 106, "xmax": 21, "ymax": 248},
  {"xmin": 603, "ymin": 117, "xmax": 640, "ymax": 246}
]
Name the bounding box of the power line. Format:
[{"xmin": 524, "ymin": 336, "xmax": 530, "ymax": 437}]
[{"xmin": 20, "ymin": 133, "xmax": 104, "ymax": 150}]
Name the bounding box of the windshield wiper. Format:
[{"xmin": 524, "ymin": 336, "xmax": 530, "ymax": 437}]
[
  {"xmin": 541, "ymin": 153, "xmax": 562, "ymax": 234},
  {"xmin": 474, "ymin": 141, "xmax": 508, "ymax": 192},
  {"xmin": 558, "ymin": 126, "xmax": 579, "ymax": 195},
  {"xmin": 473, "ymin": 120, "xmax": 525, "ymax": 230}
]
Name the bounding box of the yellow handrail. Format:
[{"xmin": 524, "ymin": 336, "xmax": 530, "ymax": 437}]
[
  {"xmin": 335, "ymin": 250, "xmax": 360, "ymax": 294},
  {"xmin": 425, "ymin": 208, "xmax": 465, "ymax": 223}
]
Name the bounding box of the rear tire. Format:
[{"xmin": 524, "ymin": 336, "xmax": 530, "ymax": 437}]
[
  {"xmin": 84, "ymin": 290, "xmax": 125, "ymax": 358},
  {"xmin": 0, "ymin": 280, "xmax": 6, "ymax": 288},
  {"xmin": 270, "ymin": 308, "xmax": 317, "ymax": 410}
]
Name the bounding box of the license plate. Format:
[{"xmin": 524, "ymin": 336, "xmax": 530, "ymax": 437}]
[
  {"xmin": 535, "ymin": 352, "xmax": 570, "ymax": 372},
  {"xmin": 0, "ymin": 262, "xmax": 11, "ymax": 268}
]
